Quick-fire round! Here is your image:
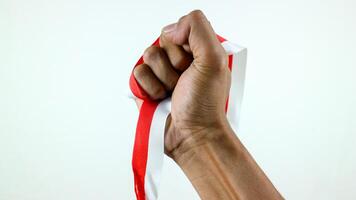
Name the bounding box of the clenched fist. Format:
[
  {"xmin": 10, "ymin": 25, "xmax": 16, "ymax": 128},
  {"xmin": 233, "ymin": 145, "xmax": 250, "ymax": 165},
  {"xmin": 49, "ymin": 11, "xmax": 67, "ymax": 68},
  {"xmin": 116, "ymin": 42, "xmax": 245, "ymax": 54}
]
[
  {"xmin": 133, "ymin": 10, "xmax": 283, "ymax": 200},
  {"xmin": 133, "ymin": 10, "xmax": 231, "ymax": 158}
]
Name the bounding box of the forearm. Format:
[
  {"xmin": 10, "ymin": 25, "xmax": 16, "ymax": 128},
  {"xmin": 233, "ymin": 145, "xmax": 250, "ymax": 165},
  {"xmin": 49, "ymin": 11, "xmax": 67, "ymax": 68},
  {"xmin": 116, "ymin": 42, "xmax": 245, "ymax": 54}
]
[{"xmin": 171, "ymin": 124, "xmax": 283, "ymax": 200}]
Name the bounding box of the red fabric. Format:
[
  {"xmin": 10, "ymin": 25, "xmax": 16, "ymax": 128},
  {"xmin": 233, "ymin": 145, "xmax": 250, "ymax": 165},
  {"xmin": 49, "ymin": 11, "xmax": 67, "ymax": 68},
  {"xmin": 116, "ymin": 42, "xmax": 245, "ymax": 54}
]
[
  {"xmin": 217, "ymin": 34, "xmax": 227, "ymax": 42},
  {"xmin": 225, "ymin": 55, "xmax": 233, "ymax": 112},
  {"xmin": 132, "ymin": 100, "xmax": 158, "ymax": 200}
]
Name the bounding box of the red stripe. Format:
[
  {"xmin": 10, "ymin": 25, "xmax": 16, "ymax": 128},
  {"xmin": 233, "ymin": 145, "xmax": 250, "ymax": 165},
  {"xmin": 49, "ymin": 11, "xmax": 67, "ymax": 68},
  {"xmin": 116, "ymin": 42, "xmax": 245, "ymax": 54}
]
[
  {"xmin": 225, "ymin": 55, "xmax": 233, "ymax": 112},
  {"xmin": 217, "ymin": 34, "xmax": 227, "ymax": 42},
  {"xmin": 132, "ymin": 100, "xmax": 159, "ymax": 200},
  {"xmin": 228, "ymin": 54, "xmax": 233, "ymax": 71}
]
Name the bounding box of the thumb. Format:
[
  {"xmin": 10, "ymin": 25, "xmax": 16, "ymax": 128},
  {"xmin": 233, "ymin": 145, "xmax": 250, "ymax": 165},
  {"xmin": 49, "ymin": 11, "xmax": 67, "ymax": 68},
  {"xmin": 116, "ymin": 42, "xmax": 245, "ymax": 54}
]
[{"xmin": 162, "ymin": 10, "xmax": 227, "ymax": 71}]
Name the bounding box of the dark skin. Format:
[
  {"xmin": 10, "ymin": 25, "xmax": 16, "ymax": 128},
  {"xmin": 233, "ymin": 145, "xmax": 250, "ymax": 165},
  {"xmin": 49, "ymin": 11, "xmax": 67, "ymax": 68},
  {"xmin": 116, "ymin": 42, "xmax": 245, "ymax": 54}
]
[{"xmin": 134, "ymin": 10, "xmax": 283, "ymax": 200}]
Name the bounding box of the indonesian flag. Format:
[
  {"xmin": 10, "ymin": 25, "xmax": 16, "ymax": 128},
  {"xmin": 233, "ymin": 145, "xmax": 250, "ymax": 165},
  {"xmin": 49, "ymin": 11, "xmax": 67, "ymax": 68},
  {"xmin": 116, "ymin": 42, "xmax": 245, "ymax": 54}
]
[{"xmin": 129, "ymin": 35, "xmax": 247, "ymax": 200}]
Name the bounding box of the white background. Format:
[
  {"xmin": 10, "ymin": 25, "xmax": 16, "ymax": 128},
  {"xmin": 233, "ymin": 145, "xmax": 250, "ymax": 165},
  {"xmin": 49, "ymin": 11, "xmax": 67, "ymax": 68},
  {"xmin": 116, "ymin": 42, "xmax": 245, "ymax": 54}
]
[{"xmin": 1, "ymin": 0, "xmax": 356, "ymax": 199}]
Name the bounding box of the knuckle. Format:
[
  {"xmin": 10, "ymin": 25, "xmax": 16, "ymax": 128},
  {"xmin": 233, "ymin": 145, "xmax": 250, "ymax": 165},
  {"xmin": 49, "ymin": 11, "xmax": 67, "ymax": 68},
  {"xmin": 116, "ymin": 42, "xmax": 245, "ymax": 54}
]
[
  {"xmin": 133, "ymin": 64, "xmax": 149, "ymax": 80},
  {"xmin": 151, "ymin": 85, "xmax": 166, "ymax": 99},
  {"xmin": 177, "ymin": 15, "xmax": 187, "ymax": 24},
  {"xmin": 213, "ymin": 56, "xmax": 228, "ymax": 71},
  {"xmin": 189, "ymin": 10, "xmax": 205, "ymax": 20},
  {"xmin": 143, "ymin": 46, "xmax": 162, "ymax": 63},
  {"xmin": 217, "ymin": 59, "xmax": 228, "ymax": 71},
  {"xmin": 209, "ymin": 47, "xmax": 228, "ymax": 69},
  {"xmin": 175, "ymin": 55, "xmax": 193, "ymax": 71},
  {"xmin": 200, "ymin": 52, "xmax": 228, "ymax": 72},
  {"xmin": 215, "ymin": 52, "xmax": 228, "ymax": 69}
]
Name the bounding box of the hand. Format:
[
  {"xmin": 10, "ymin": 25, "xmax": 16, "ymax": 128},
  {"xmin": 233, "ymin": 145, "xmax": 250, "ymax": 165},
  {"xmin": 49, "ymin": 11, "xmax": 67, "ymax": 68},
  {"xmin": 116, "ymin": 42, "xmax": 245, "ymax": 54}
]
[
  {"xmin": 133, "ymin": 10, "xmax": 283, "ymax": 199},
  {"xmin": 133, "ymin": 10, "xmax": 230, "ymax": 158}
]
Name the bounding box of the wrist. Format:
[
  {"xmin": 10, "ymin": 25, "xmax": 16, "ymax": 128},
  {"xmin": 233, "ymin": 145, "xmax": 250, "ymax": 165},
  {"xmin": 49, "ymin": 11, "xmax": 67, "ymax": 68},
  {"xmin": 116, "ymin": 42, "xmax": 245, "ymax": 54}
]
[
  {"xmin": 170, "ymin": 121, "xmax": 251, "ymax": 199},
  {"xmin": 170, "ymin": 118, "xmax": 245, "ymax": 167}
]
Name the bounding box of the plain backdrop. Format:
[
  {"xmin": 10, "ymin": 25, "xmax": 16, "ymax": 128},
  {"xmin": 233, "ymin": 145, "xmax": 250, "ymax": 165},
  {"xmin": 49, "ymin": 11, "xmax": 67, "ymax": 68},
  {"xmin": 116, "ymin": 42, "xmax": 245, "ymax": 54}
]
[{"xmin": 1, "ymin": 0, "xmax": 356, "ymax": 199}]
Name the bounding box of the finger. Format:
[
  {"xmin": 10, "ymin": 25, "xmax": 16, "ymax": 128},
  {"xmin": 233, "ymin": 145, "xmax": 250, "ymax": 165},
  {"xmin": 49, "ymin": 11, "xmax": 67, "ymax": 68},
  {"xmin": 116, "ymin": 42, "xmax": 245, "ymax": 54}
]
[
  {"xmin": 143, "ymin": 46, "xmax": 179, "ymax": 91},
  {"xmin": 162, "ymin": 10, "xmax": 227, "ymax": 71},
  {"xmin": 160, "ymin": 34, "xmax": 193, "ymax": 72},
  {"xmin": 133, "ymin": 64, "xmax": 167, "ymax": 100}
]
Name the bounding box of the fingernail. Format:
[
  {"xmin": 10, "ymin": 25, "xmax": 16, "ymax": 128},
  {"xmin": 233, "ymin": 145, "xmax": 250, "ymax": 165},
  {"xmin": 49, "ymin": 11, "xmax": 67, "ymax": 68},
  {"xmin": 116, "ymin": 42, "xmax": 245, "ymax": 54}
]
[{"xmin": 162, "ymin": 23, "xmax": 177, "ymax": 33}]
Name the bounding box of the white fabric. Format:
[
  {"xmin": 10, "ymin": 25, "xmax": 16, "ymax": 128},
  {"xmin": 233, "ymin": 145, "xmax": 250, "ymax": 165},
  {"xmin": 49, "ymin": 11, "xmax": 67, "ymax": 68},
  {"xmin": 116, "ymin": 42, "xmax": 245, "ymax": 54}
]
[{"xmin": 144, "ymin": 98, "xmax": 171, "ymax": 200}]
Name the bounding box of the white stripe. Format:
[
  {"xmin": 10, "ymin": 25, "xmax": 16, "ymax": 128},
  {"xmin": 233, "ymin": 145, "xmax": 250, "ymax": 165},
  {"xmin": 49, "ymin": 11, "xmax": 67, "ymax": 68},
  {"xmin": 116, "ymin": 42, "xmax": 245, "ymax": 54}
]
[
  {"xmin": 144, "ymin": 98, "xmax": 171, "ymax": 200},
  {"xmin": 222, "ymin": 41, "xmax": 247, "ymax": 129}
]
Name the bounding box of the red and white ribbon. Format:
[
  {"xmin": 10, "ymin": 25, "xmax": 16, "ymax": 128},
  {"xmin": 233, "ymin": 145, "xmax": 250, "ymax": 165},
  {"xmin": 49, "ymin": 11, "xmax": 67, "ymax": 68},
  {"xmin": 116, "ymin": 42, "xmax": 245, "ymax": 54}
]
[{"xmin": 129, "ymin": 36, "xmax": 247, "ymax": 200}]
